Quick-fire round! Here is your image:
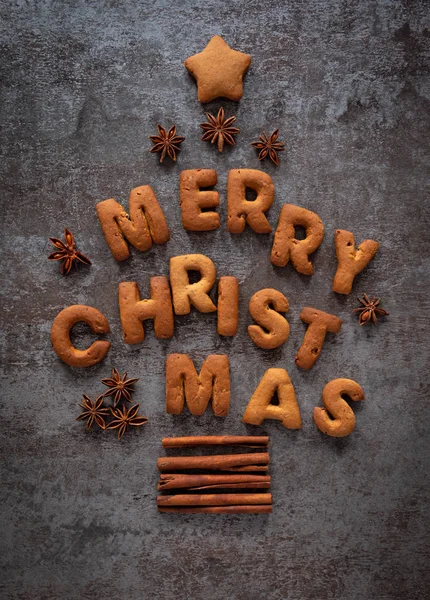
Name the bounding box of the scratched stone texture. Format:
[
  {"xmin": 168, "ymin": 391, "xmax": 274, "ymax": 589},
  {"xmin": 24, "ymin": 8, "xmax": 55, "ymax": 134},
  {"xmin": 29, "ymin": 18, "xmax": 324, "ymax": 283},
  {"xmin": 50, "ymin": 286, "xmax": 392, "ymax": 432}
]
[{"xmin": 0, "ymin": 0, "xmax": 429, "ymax": 598}]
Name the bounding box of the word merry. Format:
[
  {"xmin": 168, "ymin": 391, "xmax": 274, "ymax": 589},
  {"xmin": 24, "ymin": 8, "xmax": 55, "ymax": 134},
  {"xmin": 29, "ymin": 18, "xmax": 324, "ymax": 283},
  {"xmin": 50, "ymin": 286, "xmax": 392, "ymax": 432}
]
[{"xmin": 95, "ymin": 170, "xmax": 379, "ymax": 294}]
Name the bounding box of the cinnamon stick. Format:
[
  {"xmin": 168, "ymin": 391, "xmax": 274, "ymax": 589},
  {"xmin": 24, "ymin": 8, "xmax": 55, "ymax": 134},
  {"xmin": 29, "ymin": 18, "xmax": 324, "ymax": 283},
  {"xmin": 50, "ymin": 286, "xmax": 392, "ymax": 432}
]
[
  {"xmin": 158, "ymin": 474, "xmax": 271, "ymax": 491},
  {"xmin": 158, "ymin": 505, "xmax": 272, "ymax": 514},
  {"xmin": 221, "ymin": 465, "xmax": 269, "ymax": 472},
  {"xmin": 157, "ymin": 453, "xmax": 269, "ymax": 472},
  {"xmin": 189, "ymin": 483, "xmax": 270, "ymax": 491},
  {"xmin": 162, "ymin": 435, "xmax": 269, "ymax": 448},
  {"xmin": 157, "ymin": 493, "xmax": 272, "ymax": 507}
]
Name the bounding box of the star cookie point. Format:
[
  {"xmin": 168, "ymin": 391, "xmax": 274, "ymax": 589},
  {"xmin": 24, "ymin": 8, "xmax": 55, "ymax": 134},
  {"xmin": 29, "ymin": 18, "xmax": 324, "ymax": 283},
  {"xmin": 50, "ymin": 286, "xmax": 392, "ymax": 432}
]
[{"xmin": 184, "ymin": 35, "xmax": 251, "ymax": 103}]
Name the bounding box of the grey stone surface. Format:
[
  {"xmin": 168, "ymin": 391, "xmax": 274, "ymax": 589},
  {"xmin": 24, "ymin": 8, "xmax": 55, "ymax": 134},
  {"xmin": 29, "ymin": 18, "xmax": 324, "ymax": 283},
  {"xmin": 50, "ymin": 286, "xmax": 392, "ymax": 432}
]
[{"xmin": 1, "ymin": 0, "xmax": 429, "ymax": 598}]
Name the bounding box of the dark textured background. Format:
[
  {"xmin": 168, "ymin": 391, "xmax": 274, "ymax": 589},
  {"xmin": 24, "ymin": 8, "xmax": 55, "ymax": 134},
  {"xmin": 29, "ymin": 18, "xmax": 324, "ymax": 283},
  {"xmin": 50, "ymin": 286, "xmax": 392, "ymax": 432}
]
[{"xmin": 1, "ymin": 1, "xmax": 429, "ymax": 599}]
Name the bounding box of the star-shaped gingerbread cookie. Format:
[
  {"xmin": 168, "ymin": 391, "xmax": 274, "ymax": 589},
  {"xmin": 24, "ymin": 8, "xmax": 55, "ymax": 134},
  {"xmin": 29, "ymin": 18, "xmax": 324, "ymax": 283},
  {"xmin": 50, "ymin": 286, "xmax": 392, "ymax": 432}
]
[{"xmin": 184, "ymin": 36, "xmax": 252, "ymax": 103}]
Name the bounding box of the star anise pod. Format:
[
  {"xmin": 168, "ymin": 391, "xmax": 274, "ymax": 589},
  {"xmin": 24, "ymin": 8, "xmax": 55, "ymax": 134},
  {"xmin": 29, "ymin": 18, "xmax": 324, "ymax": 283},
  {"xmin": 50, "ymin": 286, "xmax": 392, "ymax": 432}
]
[
  {"xmin": 101, "ymin": 368, "xmax": 139, "ymax": 407},
  {"xmin": 149, "ymin": 125, "xmax": 185, "ymax": 163},
  {"xmin": 48, "ymin": 228, "xmax": 91, "ymax": 275},
  {"xmin": 106, "ymin": 404, "xmax": 148, "ymax": 440},
  {"xmin": 353, "ymin": 293, "xmax": 389, "ymax": 326},
  {"xmin": 200, "ymin": 107, "xmax": 240, "ymax": 152},
  {"xmin": 251, "ymin": 129, "xmax": 285, "ymax": 165},
  {"xmin": 76, "ymin": 395, "xmax": 110, "ymax": 430}
]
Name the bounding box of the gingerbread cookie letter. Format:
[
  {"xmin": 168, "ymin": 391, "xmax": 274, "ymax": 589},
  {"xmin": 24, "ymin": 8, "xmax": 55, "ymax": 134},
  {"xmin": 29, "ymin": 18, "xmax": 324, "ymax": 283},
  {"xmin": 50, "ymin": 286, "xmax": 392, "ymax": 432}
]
[
  {"xmin": 332, "ymin": 229, "xmax": 379, "ymax": 295},
  {"xmin": 248, "ymin": 289, "xmax": 290, "ymax": 349},
  {"xmin": 242, "ymin": 368, "xmax": 302, "ymax": 429},
  {"xmin": 180, "ymin": 169, "xmax": 220, "ymax": 231},
  {"xmin": 51, "ymin": 305, "xmax": 110, "ymax": 367},
  {"xmin": 119, "ymin": 276, "xmax": 174, "ymax": 344},
  {"xmin": 96, "ymin": 185, "xmax": 170, "ymax": 261},
  {"xmin": 295, "ymin": 308, "xmax": 342, "ymax": 370},
  {"xmin": 217, "ymin": 276, "xmax": 239, "ymax": 336},
  {"xmin": 314, "ymin": 378, "xmax": 365, "ymax": 437},
  {"xmin": 227, "ymin": 169, "xmax": 274, "ymax": 234},
  {"xmin": 271, "ymin": 204, "xmax": 324, "ymax": 275},
  {"xmin": 166, "ymin": 354, "xmax": 230, "ymax": 416},
  {"xmin": 170, "ymin": 254, "xmax": 217, "ymax": 315}
]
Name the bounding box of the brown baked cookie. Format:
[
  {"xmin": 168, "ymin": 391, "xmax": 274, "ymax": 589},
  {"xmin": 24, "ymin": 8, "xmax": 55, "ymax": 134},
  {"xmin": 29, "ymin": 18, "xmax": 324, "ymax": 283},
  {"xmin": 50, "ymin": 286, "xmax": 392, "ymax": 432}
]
[
  {"xmin": 242, "ymin": 368, "xmax": 302, "ymax": 429},
  {"xmin": 96, "ymin": 185, "xmax": 170, "ymax": 261},
  {"xmin": 217, "ymin": 276, "xmax": 239, "ymax": 336},
  {"xmin": 166, "ymin": 354, "xmax": 230, "ymax": 416},
  {"xmin": 270, "ymin": 204, "xmax": 324, "ymax": 275},
  {"xmin": 118, "ymin": 276, "xmax": 174, "ymax": 344},
  {"xmin": 180, "ymin": 169, "xmax": 220, "ymax": 231},
  {"xmin": 170, "ymin": 254, "xmax": 217, "ymax": 315},
  {"xmin": 295, "ymin": 307, "xmax": 342, "ymax": 370},
  {"xmin": 332, "ymin": 229, "xmax": 379, "ymax": 295},
  {"xmin": 184, "ymin": 36, "xmax": 251, "ymax": 103},
  {"xmin": 314, "ymin": 378, "xmax": 365, "ymax": 437},
  {"xmin": 227, "ymin": 169, "xmax": 274, "ymax": 234},
  {"xmin": 248, "ymin": 288, "xmax": 290, "ymax": 349},
  {"xmin": 51, "ymin": 305, "xmax": 111, "ymax": 367}
]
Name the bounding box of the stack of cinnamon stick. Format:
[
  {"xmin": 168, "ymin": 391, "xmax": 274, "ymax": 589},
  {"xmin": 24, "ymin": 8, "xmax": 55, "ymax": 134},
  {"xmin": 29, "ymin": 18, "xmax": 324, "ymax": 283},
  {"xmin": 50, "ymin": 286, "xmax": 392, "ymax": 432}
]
[{"xmin": 157, "ymin": 435, "xmax": 271, "ymax": 514}]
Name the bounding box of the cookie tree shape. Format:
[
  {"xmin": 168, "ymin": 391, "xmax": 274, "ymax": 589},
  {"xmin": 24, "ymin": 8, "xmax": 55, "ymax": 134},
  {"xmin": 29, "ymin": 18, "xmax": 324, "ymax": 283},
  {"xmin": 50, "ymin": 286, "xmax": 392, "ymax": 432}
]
[
  {"xmin": 166, "ymin": 354, "xmax": 230, "ymax": 417},
  {"xmin": 96, "ymin": 185, "xmax": 170, "ymax": 261},
  {"xmin": 242, "ymin": 368, "xmax": 302, "ymax": 429},
  {"xmin": 314, "ymin": 378, "xmax": 365, "ymax": 437},
  {"xmin": 184, "ymin": 36, "xmax": 251, "ymax": 103}
]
